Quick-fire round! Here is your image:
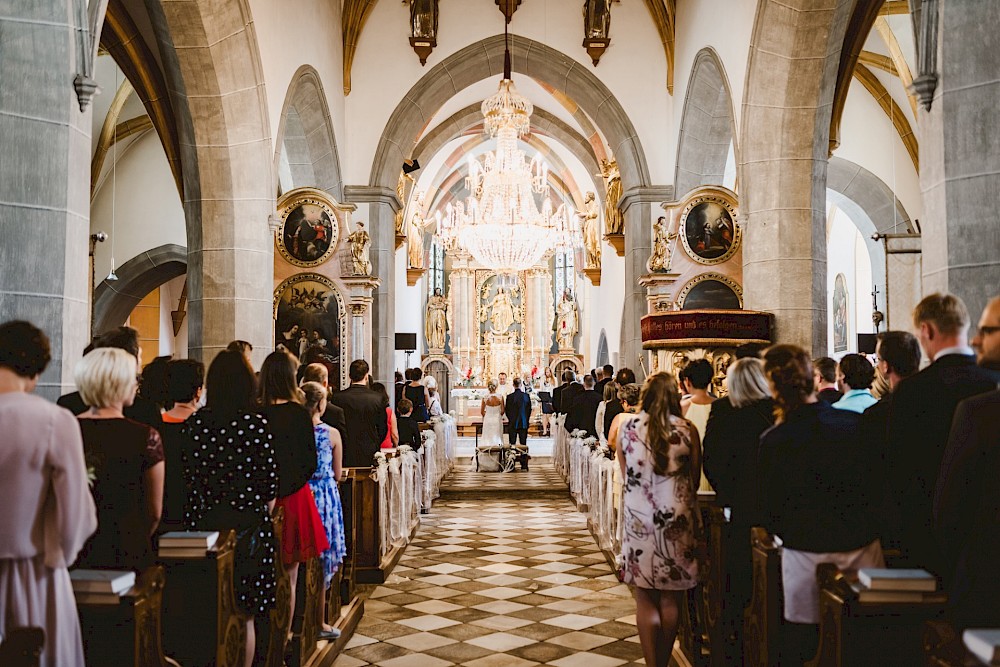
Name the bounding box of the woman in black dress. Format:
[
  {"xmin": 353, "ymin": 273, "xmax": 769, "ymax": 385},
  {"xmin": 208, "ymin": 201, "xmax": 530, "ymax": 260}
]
[
  {"xmin": 182, "ymin": 350, "xmax": 277, "ymax": 667},
  {"xmin": 404, "ymin": 367, "xmax": 431, "ymax": 422}
]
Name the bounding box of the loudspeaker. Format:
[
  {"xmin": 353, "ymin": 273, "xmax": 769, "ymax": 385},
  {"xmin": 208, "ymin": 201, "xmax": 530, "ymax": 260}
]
[
  {"xmin": 395, "ymin": 333, "xmax": 417, "ymax": 351},
  {"xmin": 857, "ymin": 333, "xmax": 878, "ymax": 355}
]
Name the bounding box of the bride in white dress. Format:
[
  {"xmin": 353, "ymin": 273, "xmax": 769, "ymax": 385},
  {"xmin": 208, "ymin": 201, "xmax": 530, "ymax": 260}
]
[{"xmin": 480, "ymin": 380, "xmax": 505, "ymax": 447}]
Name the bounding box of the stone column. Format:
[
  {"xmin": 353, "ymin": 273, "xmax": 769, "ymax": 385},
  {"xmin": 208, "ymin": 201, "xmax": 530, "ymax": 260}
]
[
  {"xmin": 523, "ymin": 263, "xmax": 552, "ymax": 368},
  {"xmin": 447, "ymin": 255, "xmax": 476, "ymax": 372},
  {"xmin": 919, "ymin": 1, "xmax": 1000, "ymax": 319},
  {"xmin": 0, "ymin": 1, "xmax": 92, "ymax": 399},
  {"xmin": 342, "ymin": 276, "xmax": 380, "ymax": 386},
  {"xmin": 620, "ymin": 186, "xmax": 672, "ymax": 381},
  {"xmin": 344, "ymin": 186, "xmax": 400, "ymax": 385}
]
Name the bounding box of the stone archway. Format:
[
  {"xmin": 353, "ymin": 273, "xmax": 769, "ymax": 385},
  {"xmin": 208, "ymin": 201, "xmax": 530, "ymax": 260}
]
[
  {"xmin": 92, "ymin": 244, "xmax": 187, "ymax": 335},
  {"xmin": 141, "ymin": 0, "xmax": 274, "ymax": 365},
  {"xmin": 739, "ymin": 0, "xmax": 857, "ymax": 354},
  {"xmin": 364, "ymin": 34, "xmax": 654, "ymax": 379},
  {"xmin": 274, "ymin": 66, "xmax": 343, "ymax": 199},
  {"xmin": 675, "ymin": 47, "xmax": 737, "ymax": 198}
]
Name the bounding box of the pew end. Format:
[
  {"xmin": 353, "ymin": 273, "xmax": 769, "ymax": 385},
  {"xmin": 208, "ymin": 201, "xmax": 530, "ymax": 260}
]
[
  {"xmin": 745, "ymin": 529, "xmax": 783, "ymax": 667},
  {"xmin": 0, "ymin": 627, "xmax": 44, "ymax": 667}
]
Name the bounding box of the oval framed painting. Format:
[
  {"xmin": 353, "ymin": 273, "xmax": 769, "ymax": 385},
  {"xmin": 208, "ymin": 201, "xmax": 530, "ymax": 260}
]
[
  {"xmin": 679, "ymin": 194, "xmax": 740, "ymax": 265},
  {"xmin": 275, "ymin": 189, "xmax": 341, "ymax": 267},
  {"xmin": 676, "ymin": 273, "xmax": 743, "ymax": 310}
]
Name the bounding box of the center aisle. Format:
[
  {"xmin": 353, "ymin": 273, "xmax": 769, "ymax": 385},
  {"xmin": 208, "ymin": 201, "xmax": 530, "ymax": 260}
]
[{"xmin": 337, "ymin": 461, "xmax": 645, "ymax": 667}]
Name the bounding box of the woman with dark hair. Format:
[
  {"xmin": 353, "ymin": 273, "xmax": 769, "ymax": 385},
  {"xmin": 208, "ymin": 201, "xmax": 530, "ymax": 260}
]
[
  {"xmin": 404, "ymin": 366, "xmax": 430, "ymax": 422},
  {"xmin": 181, "ymin": 350, "xmax": 277, "ymax": 667},
  {"xmin": 139, "ymin": 355, "xmax": 173, "ymax": 411},
  {"xmin": 615, "ymin": 373, "xmax": 701, "ymax": 667},
  {"xmin": 759, "ymin": 345, "xmax": 884, "ymax": 664},
  {"xmin": 372, "ymin": 382, "xmax": 399, "ymax": 448},
  {"xmin": 159, "ymin": 359, "xmax": 204, "ymax": 532},
  {"xmin": 0, "ymin": 321, "xmax": 97, "ymax": 667},
  {"xmin": 258, "ymin": 350, "xmax": 328, "ymax": 649}
]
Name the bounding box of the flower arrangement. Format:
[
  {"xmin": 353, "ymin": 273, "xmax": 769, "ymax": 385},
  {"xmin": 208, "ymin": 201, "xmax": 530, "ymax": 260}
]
[
  {"xmin": 570, "ymin": 429, "xmax": 588, "ymax": 439},
  {"xmin": 373, "ymin": 451, "xmax": 388, "ymax": 467},
  {"xmin": 456, "ymin": 366, "xmax": 481, "ymax": 388}
]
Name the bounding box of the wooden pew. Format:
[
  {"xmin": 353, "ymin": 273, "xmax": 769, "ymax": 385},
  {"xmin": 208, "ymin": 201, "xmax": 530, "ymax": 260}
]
[
  {"xmin": 349, "ymin": 465, "xmax": 414, "ymax": 584},
  {"xmin": 159, "ymin": 529, "xmax": 247, "ymax": 667},
  {"xmin": 744, "ymin": 529, "xmax": 783, "ymax": 667},
  {"xmin": 0, "ymin": 628, "xmax": 44, "ymax": 667},
  {"xmin": 261, "ymin": 507, "xmax": 292, "ymax": 667},
  {"xmin": 76, "ymin": 565, "xmax": 177, "ymax": 667},
  {"xmin": 330, "ymin": 472, "xmax": 364, "ymax": 649},
  {"xmin": 806, "ymin": 563, "xmax": 947, "ymax": 667},
  {"xmin": 923, "ymin": 620, "xmax": 981, "ymax": 667}
]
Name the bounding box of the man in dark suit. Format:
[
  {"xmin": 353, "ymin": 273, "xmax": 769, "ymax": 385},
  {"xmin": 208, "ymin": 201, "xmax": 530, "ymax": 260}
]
[
  {"xmin": 57, "ymin": 326, "xmax": 161, "ymax": 430},
  {"xmin": 301, "ymin": 362, "xmax": 347, "ymax": 444},
  {"xmin": 566, "ymin": 374, "xmax": 603, "ymax": 439},
  {"xmin": 552, "ymin": 369, "xmax": 574, "ymax": 415},
  {"xmin": 504, "ymin": 378, "xmax": 532, "ymax": 471},
  {"xmin": 330, "ymin": 359, "xmax": 389, "ymax": 468},
  {"xmin": 933, "ymin": 389, "xmax": 1000, "ymax": 629},
  {"xmin": 596, "ymin": 364, "xmax": 613, "ymax": 396},
  {"xmin": 971, "ymin": 295, "xmax": 1000, "ymax": 372},
  {"xmin": 813, "ymin": 356, "xmax": 843, "ymax": 404},
  {"xmin": 886, "ymin": 293, "xmax": 1000, "ymax": 572},
  {"xmin": 560, "ymin": 371, "xmax": 584, "ymax": 420}
]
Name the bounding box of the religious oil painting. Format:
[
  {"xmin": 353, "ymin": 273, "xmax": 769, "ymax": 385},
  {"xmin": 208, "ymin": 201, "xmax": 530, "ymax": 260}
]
[
  {"xmin": 833, "ymin": 273, "xmax": 849, "ymax": 352},
  {"xmin": 679, "ymin": 274, "xmax": 743, "ymax": 311},
  {"xmin": 275, "ymin": 191, "xmax": 340, "ymax": 267},
  {"xmin": 274, "ymin": 274, "xmax": 343, "ymax": 383},
  {"xmin": 681, "ymin": 197, "xmax": 740, "ymax": 265}
]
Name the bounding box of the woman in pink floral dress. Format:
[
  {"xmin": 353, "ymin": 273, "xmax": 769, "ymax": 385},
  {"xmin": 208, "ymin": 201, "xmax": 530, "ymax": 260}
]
[{"xmin": 615, "ymin": 372, "xmax": 701, "ymax": 667}]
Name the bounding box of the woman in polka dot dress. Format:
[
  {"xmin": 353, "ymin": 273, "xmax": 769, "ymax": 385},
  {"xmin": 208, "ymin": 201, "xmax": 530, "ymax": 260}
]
[{"xmin": 181, "ymin": 350, "xmax": 278, "ymax": 667}]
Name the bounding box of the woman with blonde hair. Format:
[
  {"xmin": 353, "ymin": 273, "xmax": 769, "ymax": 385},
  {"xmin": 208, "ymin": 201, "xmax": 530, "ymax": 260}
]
[
  {"xmin": 75, "ymin": 347, "xmax": 165, "ymax": 571},
  {"xmin": 702, "ymin": 358, "xmax": 775, "ymax": 637},
  {"xmin": 615, "ymin": 372, "xmax": 701, "ymax": 667},
  {"xmin": 758, "ymin": 345, "xmax": 883, "ymax": 663}
]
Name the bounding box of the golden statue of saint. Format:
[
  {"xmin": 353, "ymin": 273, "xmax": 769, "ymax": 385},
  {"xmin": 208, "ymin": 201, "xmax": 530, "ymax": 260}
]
[
  {"xmin": 647, "ymin": 215, "xmax": 677, "ymax": 273},
  {"xmin": 487, "ymin": 287, "xmax": 516, "ymax": 334},
  {"xmin": 425, "ymin": 287, "xmax": 448, "ymax": 350},
  {"xmin": 407, "ymin": 192, "xmax": 427, "ymax": 269},
  {"xmin": 601, "ymin": 157, "xmax": 624, "ymax": 235},
  {"xmin": 394, "ymin": 170, "xmax": 414, "ymax": 237},
  {"xmin": 555, "ymin": 289, "xmax": 578, "ymax": 350},
  {"xmin": 578, "ymin": 191, "xmax": 601, "ymax": 269},
  {"xmin": 346, "ymin": 222, "xmax": 372, "ymax": 276}
]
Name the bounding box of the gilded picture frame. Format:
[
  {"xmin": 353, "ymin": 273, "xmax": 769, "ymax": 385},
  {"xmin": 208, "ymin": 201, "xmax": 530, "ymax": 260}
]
[
  {"xmin": 679, "ymin": 193, "xmax": 740, "ymax": 265},
  {"xmin": 676, "ymin": 272, "xmax": 744, "ymax": 310},
  {"xmin": 274, "ymin": 189, "xmax": 341, "ymax": 268}
]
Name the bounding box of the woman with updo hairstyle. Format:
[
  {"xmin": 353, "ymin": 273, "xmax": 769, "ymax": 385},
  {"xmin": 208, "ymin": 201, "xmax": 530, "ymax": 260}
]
[
  {"xmin": 759, "ymin": 345, "xmax": 884, "ymax": 663},
  {"xmin": 0, "ymin": 321, "xmax": 97, "ymax": 667},
  {"xmin": 607, "ymin": 382, "xmax": 641, "ymax": 453},
  {"xmin": 615, "ymin": 372, "xmax": 701, "ymax": 667},
  {"xmin": 258, "ymin": 350, "xmax": 328, "ymax": 650},
  {"xmin": 75, "ymin": 347, "xmax": 165, "ymax": 572}
]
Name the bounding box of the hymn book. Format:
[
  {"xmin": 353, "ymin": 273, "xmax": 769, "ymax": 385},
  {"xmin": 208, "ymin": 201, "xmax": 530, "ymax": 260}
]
[
  {"xmin": 158, "ymin": 531, "xmax": 219, "ymax": 548},
  {"xmin": 964, "ymin": 629, "xmax": 1000, "ymax": 666},
  {"xmin": 69, "ymin": 570, "xmax": 136, "ymax": 595},
  {"xmin": 857, "ymin": 568, "xmax": 937, "ymax": 592}
]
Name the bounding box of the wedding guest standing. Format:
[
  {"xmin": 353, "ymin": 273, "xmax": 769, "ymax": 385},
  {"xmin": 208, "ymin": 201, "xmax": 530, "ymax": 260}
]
[
  {"xmin": 425, "ymin": 375, "xmax": 443, "ymax": 417},
  {"xmin": 0, "ymin": 321, "xmax": 97, "ymax": 667},
  {"xmin": 258, "ymin": 351, "xmax": 328, "ymax": 651},
  {"xmin": 404, "ymin": 367, "xmax": 431, "ymax": 422},
  {"xmin": 159, "ymin": 359, "xmax": 204, "ymax": 533},
  {"xmin": 616, "ymin": 373, "xmax": 701, "ymax": 667},
  {"xmin": 182, "ymin": 350, "xmax": 277, "ymax": 667},
  {"xmin": 301, "ymin": 382, "xmax": 346, "ymax": 640},
  {"xmin": 75, "ymin": 347, "xmax": 164, "ymax": 571},
  {"xmin": 538, "ymin": 367, "xmax": 555, "ymax": 436},
  {"xmin": 332, "ymin": 360, "xmax": 390, "ymax": 466},
  {"xmin": 373, "ymin": 382, "xmax": 399, "ymax": 449}
]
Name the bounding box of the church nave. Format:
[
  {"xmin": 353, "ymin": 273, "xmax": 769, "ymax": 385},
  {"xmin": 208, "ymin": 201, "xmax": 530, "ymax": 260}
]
[{"xmin": 338, "ymin": 482, "xmax": 644, "ymax": 667}]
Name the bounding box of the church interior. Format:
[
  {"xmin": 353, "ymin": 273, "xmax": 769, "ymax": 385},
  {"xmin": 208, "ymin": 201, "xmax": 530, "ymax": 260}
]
[{"xmin": 2, "ymin": 0, "xmax": 1000, "ymax": 665}]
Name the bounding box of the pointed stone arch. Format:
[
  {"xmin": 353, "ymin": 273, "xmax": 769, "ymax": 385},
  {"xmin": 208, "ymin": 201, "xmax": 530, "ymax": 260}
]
[
  {"xmin": 675, "ymin": 47, "xmax": 738, "ymax": 198},
  {"xmin": 92, "ymin": 245, "xmax": 187, "ymax": 335},
  {"xmin": 274, "ymin": 66, "xmax": 343, "ymax": 199}
]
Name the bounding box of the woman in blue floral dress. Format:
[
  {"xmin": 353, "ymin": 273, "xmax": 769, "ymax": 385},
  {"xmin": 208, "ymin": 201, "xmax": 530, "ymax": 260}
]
[
  {"xmin": 302, "ymin": 382, "xmax": 346, "ymax": 637},
  {"xmin": 614, "ymin": 372, "xmax": 701, "ymax": 667}
]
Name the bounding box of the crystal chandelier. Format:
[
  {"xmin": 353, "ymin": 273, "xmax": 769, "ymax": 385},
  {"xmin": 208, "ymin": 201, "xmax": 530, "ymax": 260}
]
[{"xmin": 434, "ymin": 26, "xmax": 579, "ymax": 273}]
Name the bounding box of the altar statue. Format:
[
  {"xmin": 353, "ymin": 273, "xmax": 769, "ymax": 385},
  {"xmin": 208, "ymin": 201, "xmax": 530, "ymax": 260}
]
[
  {"xmin": 647, "ymin": 215, "xmax": 677, "ymax": 273},
  {"xmin": 346, "ymin": 222, "xmax": 372, "ymax": 276},
  {"xmin": 425, "ymin": 287, "xmax": 448, "ymax": 350},
  {"xmin": 487, "ymin": 287, "xmax": 516, "ymax": 334},
  {"xmin": 601, "ymin": 157, "xmax": 624, "ymax": 234},
  {"xmin": 555, "ymin": 290, "xmax": 578, "ymax": 350},
  {"xmin": 394, "ymin": 169, "xmax": 414, "ymax": 237},
  {"xmin": 407, "ymin": 192, "xmax": 427, "ymax": 269},
  {"xmin": 578, "ymin": 191, "xmax": 601, "ymax": 269}
]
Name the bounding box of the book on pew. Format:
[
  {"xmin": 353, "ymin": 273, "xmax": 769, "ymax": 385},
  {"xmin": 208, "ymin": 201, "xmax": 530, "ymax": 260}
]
[
  {"xmin": 963, "ymin": 629, "xmax": 1000, "ymax": 666},
  {"xmin": 158, "ymin": 531, "xmax": 219, "ymax": 549},
  {"xmin": 849, "ymin": 582, "xmax": 947, "ymax": 604},
  {"xmin": 158, "ymin": 546, "xmax": 212, "ymax": 558},
  {"xmin": 74, "ymin": 591, "xmax": 128, "ymax": 605},
  {"xmin": 857, "ymin": 568, "xmax": 937, "ymax": 592},
  {"xmin": 70, "ymin": 569, "xmax": 136, "ymax": 595}
]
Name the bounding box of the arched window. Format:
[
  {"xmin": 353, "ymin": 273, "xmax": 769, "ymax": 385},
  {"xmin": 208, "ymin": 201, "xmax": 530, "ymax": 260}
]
[
  {"xmin": 554, "ymin": 249, "xmax": 574, "ymax": 298},
  {"xmin": 428, "ymin": 238, "xmax": 445, "ymax": 296},
  {"xmin": 597, "ymin": 330, "xmax": 609, "ymax": 367}
]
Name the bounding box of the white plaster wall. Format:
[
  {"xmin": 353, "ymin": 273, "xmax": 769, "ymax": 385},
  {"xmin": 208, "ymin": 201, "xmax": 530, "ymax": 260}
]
[
  {"xmin": 344, "ymin": 0, "xmax": 672, "ymax": 185},
  {"xmin": 249, "ymin": 0, "xmax": 346, "ymax": 172},
  {"xmin": 827, "ymin": 208, "xmax": 874, "ymax": 357},
  {"xmin": 584, "ymin": 241, "xmax": 625, "ymax": 368},
  {"xmin": 673, "ymin": 0, "xmax": 757, "ymax": 141},
  {"xmin": 834, "ymin": 78, "xmax": 923, "ymax": 226},
  {"xmin": 394, "ymin": 247, "xmax": 423, "ymax": 373},
  {"xmin": 90, "ymin": 131, "xmax": 186, "ymax": 285}
]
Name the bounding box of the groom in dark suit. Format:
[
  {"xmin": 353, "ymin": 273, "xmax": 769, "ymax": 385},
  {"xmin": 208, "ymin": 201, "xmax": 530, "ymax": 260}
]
[{"xmin": 505, "ymin": 378, "xmax": 532, "ymax": 471}]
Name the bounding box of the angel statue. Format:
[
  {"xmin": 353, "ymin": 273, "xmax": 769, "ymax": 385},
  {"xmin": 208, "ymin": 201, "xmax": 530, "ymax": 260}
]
[
  {"xmin": 600, "ymin": 157, "xmax": 624, "ymax": 235},
  {"xmin": 346, "ymin": 221, "xmax": 372, "ymax": 276},
  {"xmin": 647, "ymin": 215, "xmax": 677, "ymax": 273},
  {"xmin": 577, "ymin": 191, "xmax": 601, "ymax": 269},
  {"xmin": 554, "ymin": 290, "xmax": 579, "ymax": 350},
  {"xmin": 425, "ymin": 287, "xmax": 448, "ymax": 351}
]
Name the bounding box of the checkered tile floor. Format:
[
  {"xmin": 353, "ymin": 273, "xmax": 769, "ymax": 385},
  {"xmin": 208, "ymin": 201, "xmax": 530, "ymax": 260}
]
[
  {"xmin": 335, "ymin": 494, "xmax": 648, "ymax": 667},
  {"xmin": 441, "ymin": 458, "xmax": 568, "ymax": 493}
]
